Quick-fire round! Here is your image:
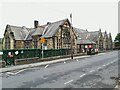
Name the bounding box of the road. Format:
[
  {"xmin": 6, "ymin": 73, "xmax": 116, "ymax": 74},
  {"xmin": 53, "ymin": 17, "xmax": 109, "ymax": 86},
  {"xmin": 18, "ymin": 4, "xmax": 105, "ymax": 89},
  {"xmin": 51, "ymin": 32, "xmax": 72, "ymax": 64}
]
[{"xmin": 1, "ymin": 51, "xmax": 119, "ymax": 88}]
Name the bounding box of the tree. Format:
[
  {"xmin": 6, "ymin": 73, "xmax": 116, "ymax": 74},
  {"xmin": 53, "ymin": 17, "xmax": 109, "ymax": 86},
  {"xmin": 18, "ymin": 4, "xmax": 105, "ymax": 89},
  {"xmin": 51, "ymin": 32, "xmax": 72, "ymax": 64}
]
[
  {"xmin": 114, "ymin": 33, "xmax": 120, "ymax": 43},
  {"xmin": 114, "ymin": 33, "xmax": 120, "ymax": 49}
]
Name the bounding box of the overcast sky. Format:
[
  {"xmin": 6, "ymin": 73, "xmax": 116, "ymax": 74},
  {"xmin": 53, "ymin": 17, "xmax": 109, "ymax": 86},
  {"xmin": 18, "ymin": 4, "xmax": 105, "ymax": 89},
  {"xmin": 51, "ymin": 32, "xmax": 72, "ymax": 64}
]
[{"xmin": 0, "ymin": 0, "xmax": 118, "ymax": 40}]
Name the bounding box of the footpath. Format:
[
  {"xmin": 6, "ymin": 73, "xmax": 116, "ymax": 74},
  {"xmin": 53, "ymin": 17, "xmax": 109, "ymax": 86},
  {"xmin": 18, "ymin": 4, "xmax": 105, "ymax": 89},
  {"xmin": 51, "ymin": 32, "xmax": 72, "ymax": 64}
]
[{"xmin": 0, "ymin": 55, "xmax": 91, "ymax": 73}]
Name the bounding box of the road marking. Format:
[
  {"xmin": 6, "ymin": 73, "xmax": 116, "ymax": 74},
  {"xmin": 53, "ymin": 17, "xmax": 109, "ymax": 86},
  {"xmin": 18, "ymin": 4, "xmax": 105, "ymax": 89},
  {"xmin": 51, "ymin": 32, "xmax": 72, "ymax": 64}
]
[
  {"xmin": 89, "ymin": 70, "xmax": 95, "ymax": 73},
  {"xmin": 64, "ymin": 80, "xmax": 73, "ymax": 85},
  {"xmin": 7, "ymin": 72, "xmax": 14, "ymax": 75},
  {"xmin": 7, "ymin": 69, "xmax": 26, "ymax": 75},
  {"xmin": 98, "ymin": 53, "xmax": 105, "ymax": 55},
  {"xmin": 76, "ymin": 59, "xmax": 78, "ymax": 61},
  {"xmin": 102, "ymin": 64, "xmax": 106, "ymax": 67},
  {"xmin": 97, "ymin": 67, "xmax": 102, "ymax": 70},
  {"xmin": 91, "ymin": 79, "xmax": 101, "ymax": 87},
  {"xmin": 15, "ymin": 69, "xmax": 26, "ymax": 74},
  {"xmin": 64, "ymin": 61, "xmax": 66, "ymax": 64},
  {"xmin": 80, "ymin": 73, "xmax": 86, "ymax": 78},
  {"xmin": 45, "ymin": 65, "xmax": 49, "ymax": 68}
]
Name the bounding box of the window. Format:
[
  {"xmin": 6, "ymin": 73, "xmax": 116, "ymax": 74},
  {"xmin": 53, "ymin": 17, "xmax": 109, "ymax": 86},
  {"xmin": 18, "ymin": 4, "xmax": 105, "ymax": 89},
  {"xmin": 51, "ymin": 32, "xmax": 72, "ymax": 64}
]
[
  {"xmin": 33, "ymin": 38, "xmax": 38, "ymax": 48},
  {"xmin": 25, "ymin": 41, "xmax": 31, "ymax": 48},
  {"xmin": 63, "ymin": 29, "xmax": 71, "ymax": 49},
  {"xmin": 5, "ymin": 37, "xmax": 10, "ymax": 49}
]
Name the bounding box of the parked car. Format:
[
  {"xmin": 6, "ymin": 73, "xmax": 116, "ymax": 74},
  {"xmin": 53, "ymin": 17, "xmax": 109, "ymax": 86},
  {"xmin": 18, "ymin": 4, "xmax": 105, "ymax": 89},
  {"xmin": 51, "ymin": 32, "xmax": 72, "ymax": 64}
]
[{"xmin": 87, "ymin": 48, "xmax": 95, "ymax": 55}]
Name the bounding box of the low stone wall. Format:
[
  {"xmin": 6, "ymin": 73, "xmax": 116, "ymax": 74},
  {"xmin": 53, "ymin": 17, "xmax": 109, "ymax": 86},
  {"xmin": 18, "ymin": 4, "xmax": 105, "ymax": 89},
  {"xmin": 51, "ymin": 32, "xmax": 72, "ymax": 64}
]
[
  {"xmin": 0, "ymin": 53, "xmax": 87, "ymax": 67},
  {"xmin": 14, "ymin": 53, "xmax": 86, "ymax": 66}
]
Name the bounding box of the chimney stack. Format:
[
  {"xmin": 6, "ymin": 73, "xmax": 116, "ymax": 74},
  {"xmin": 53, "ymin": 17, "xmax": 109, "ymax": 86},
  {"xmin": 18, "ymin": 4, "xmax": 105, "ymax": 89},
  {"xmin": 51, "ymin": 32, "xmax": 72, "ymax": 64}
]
[{"xmin": 34, "ymin": 20, "xmax": 39, "ymax": 28}]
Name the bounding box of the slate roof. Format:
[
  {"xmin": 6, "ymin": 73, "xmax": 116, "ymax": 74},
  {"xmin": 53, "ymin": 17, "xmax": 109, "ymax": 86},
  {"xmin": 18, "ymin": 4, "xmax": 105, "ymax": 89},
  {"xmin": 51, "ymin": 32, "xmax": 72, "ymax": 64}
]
[
  {"xmin": 42, "ymin": 18, "xmax": 68, "ymax": 38},
  {"xmin": 25, "ymin": 28, "xmax": 36, "ymax": 40},
  {"xmin": 73, "ymin": 27, "xmax": 88, "ymax": 39},
  {"xmin": 32, "ymin": 27, "xmax": 44, "ymax": 36},
  {"xmin": 88, "ymin": 31, "xmax": 100, "ymax": 42},
  {"xmin": 73, "ymin": 27, "xmax": 96, "ymax": 44},
  {"xmin": 6, "ymin": 25, "xmax": 35, "ymax": 40}
]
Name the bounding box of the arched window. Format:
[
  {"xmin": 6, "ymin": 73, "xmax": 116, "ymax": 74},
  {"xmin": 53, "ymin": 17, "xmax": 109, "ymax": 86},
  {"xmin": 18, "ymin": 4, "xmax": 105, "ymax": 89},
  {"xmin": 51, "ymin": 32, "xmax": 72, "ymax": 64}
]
[{"xmin": 5, "ymin": 36, "xmax": 10, "ymax": 49}]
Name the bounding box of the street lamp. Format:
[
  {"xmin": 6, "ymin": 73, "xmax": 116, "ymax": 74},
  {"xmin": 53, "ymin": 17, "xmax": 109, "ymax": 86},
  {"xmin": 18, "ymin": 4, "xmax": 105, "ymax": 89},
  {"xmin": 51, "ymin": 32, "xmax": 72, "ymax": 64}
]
[{"xmin": 70, "ymin": 13, "xmax": 73, "ymax": 59}]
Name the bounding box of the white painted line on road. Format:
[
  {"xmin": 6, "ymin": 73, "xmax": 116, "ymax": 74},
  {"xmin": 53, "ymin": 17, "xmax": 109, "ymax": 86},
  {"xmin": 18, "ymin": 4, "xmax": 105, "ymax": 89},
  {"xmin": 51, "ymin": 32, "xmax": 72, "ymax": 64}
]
[
  {"xmin": 102, "ymin": 64, "xmax": 106, "ymax": 67},
  {"xmin": 7, "ymin": 69, "xmax": 26, "ymax": 75},
  {"xmin": 91, "ymin": 79, "xmax": 101, "ymax": 87},
  {"xmin": 15, "ymin": 69, "xmax": 26, "ymax": 74},
  {"xmin": 45, "ymin": 65, "xmax": 49, "ymax": 68},
  {"xmin": 76, "ymin": 59, "xmax": 78, "ymax": 61},
  {"xmin": 80, "ymin": 73, "xmax": 86, "ymax": 78},
  {"xmin": 64, "ymin": 80, "xmax": 73, "ymax": 85},
  {"xmin": 89, "ymin": 70, "xmax": 95, "ymax": 73},
  {"xmin": 7, "ymin": 72, "xmax": 14, "ymax": 75},
  {"xmin": 97, "ymin": 67, "xmax": 102, "ymax": 70},
  {"xmin": 64, "ymin": 61, "xmax": 66, "ymax": 64}
]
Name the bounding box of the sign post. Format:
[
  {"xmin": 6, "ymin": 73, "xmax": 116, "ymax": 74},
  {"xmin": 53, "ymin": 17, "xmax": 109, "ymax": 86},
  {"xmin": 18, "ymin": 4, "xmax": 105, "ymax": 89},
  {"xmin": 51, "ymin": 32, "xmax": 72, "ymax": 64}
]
[{"xmin": 40, "ymin": 37, "xmax": 45, "ymax": 59}]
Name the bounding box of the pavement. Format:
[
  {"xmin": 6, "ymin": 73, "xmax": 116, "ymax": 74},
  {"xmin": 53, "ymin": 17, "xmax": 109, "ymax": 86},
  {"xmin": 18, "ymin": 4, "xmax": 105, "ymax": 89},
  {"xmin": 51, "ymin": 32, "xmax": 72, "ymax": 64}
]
[
  {"xmin": 1, "ymin": 51, "xmax": 118, "ymax": 88},
  {"xmin": 0, "ymin": 54, "xmax": 91, "ymax": 73}
]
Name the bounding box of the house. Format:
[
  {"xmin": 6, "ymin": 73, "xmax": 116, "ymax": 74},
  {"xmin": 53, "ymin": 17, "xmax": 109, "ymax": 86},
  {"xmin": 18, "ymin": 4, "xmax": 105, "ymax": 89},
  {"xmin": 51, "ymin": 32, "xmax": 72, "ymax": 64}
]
[{"xmin": 3, "ymin": 19, "xmax": 77, "ymax": 53}]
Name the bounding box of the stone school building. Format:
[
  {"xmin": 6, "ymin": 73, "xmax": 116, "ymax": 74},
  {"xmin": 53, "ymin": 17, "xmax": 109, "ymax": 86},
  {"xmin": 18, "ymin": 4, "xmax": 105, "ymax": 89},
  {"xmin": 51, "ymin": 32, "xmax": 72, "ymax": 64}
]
[{"xmin": 2, "ymin": 18, "xmax": 113, "ymax": 53}]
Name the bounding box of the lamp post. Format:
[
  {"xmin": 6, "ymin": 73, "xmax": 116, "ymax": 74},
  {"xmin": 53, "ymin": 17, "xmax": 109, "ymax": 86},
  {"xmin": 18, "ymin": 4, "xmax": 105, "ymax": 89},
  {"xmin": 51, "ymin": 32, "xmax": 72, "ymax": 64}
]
[{"xmin": 70, "ymin": 13, "xmax": 73, "ymax": 59}]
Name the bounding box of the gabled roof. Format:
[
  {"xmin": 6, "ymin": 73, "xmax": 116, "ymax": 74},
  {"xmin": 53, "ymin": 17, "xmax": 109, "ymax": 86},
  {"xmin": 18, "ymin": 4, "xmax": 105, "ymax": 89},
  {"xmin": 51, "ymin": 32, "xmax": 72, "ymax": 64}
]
[
  {"xmin": 73, "ymin": 27, "xmax": 89, "ymax": 39},
  {"xmin": 25, "ymin": 28, "xmax": 36, "ymax": 40},
  {"xmin": 32, "ymin": 27, "xmax": 44, "ymax": 36},
  {"xmin": 73, "ymin": 28, "xmax": 96, "ymax": 44},
  {"xmin": 5, "ymin": 25, "xmax": 35, "ymax": 40},
  {"xmin": 42, "ymin": 18, "xmax": 69, "ymax": 38},
  {"xmin": 88, "ymin": 31, "xmax": 100, "ymax": 42}
]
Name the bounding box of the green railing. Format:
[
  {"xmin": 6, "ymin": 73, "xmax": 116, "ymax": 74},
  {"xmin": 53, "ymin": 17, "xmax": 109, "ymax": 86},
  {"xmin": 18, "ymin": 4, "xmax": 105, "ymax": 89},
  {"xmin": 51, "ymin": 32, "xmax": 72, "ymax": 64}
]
[{"xmin": 2, "ymin": 48, "xmax": 71, "ymax": 65}]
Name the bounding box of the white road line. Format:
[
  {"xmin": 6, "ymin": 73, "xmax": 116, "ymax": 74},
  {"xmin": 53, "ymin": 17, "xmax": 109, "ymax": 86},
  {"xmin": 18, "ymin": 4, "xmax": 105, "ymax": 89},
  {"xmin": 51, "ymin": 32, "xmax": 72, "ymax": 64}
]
[
  {"xmin": 97, "ymin": 67, "xmax": 102, "ymax": 70},
  {"xmin": 89, "ymin": 70, "xmax": 95, "ymax": 73},
  {"xmin": 76, "ymin": 60, "xmax": 78, "ymax": 61},
  {"xmin": 64, "ymin": 80, "xmax": 73, "ymax": 85},
  {"xmin": 80, "ymin": 73, "xmax": 86, "ymax": 78},
  {"xmin": 102, "ymin": 64, "xmax": 106, "ymax": 67},
  {"xmin": 45, "ymin": 65, "xmax": 49, "ymax": 68},
  {"xmin": 7, "ymin": 72, "xmax": 14, "ymax": 75},
  {"xmin": 15, "ymin": 69, "xmax": 26, "ymax": 74},
  {"xmin": 64, "ymin": 61, "xmax": 66, "ymax": 64},
  {"xmin": 7, "ymin": 69, "xmax": 26, "ymax": 75}
]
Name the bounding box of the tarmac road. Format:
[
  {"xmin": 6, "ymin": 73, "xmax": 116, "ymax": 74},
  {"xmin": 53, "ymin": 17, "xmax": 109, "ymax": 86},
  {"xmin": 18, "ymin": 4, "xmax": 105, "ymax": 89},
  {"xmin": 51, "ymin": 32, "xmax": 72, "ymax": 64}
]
[{"xmin": 2, "ymin": 51, "xmax": 119, "ymax": 88}]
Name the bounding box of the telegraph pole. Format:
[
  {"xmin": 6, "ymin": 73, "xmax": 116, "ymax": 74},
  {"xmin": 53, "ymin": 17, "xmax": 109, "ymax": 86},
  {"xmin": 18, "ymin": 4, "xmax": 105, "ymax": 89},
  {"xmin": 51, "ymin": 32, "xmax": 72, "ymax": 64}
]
[{"xmin": 70, "ymin": 13, "xmax": 73, "ymax": 59}]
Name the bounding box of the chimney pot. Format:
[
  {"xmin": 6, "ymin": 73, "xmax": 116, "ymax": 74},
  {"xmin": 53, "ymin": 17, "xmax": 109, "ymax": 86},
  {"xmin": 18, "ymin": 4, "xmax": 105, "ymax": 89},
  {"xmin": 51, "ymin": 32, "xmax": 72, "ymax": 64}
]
[{"xmin": 34, "ymin": 20, "xmax": 39, "ymax": 28}]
